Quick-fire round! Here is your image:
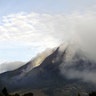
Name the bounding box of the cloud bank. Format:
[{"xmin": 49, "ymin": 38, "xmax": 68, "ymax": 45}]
[
  {"xmin": 0, "ymin": 62, "xmax": 25, "ymax": 73},
  {"xmin": 1, "ymin": 11, "xmax": 96, "ymax": 61},
  {"xmin": 0, "ymin": 12, "xmax": 61, "ymax": 48},
  {"xmin": 1, "ymin": 11, "xmax": 96, "ymax": 73}
]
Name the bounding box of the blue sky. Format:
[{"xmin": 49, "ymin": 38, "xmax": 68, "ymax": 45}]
[
  {"xmin": 0, "ymin": 0, "xmax": 96, "ymax": 16},
  {"xmin": 0, "ymin": 0, "xmax": 96, "ymax": 63}
]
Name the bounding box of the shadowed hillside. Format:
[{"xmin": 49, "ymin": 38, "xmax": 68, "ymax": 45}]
[{"xmin": 0, "ymin": 45, "xmax": 96, "ymax": 96}]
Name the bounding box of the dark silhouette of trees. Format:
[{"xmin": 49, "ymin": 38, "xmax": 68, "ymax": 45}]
[
  {"xmin": 89, "ymin": 91, "xmax": 96, "ymax": 96},
  {"xmin": 23, "ymin": 93, "xmax": 33, "ymax": 96},
  {"xmin": 1, "ymin": 87, "xmax": 34, "ymax": 96},
  {"xmin": 2, "ymin": 87, "xmax": 9, "ymax": 96}
]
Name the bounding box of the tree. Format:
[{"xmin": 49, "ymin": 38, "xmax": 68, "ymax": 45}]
[
  {"xmin": 78, "ymin": 92, "xmax": 81, "ymax": 96},
  {"xmin": 2, "ymin": 87, "xmax": 9, "ymax": 96},
  {"xmin": 89, "ymin": 91, "xmax": 96, "ymax": 96},
  {"xmin": 23, "ymin": 93, "xmax": 33, "ymax": 96}
]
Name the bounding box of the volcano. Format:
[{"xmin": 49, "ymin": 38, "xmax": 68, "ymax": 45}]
[{"xmin": 0, "ymin": 44, "xmax": 96, "ymax": 96}]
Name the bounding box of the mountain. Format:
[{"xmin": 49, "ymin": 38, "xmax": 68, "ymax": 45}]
[{"xmin": 0, "ymin": 44, "xmax": 96, "ymax": 96}]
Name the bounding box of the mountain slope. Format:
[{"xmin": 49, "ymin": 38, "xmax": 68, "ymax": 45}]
[
  {"xmin": 0, "ymin": 47, "xmax": 64, "ymax": 90},
  {"xmin": 0, "ymin": 45, "xmax": 96, "ymax": 96}
]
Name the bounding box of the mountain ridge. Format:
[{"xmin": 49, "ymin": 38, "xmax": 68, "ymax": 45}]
[{"xmin": 0, "ymin": 44, "xmax": 96, "ymax": 96}]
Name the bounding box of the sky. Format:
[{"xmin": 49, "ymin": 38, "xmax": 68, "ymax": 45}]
[{"xmin": 0, "ymin": 0, "xmax": 96, "ymax": 63}]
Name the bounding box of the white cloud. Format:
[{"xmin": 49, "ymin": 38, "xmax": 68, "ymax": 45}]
[
  {"xmin": 0, "ymin": 12, "xmax": 62, "ymax": 49},
  {"xmin": 0, "ymin": 11, "xmax": 96, "ymax": 62}
]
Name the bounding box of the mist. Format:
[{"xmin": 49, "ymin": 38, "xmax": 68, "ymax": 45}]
[
  {"xmin": 54, "ymin": 11, "xmax": 96, "ymax": 61},
  {"xmin": 55, "ymin": 11, "xmax": 96, "ymax": 84},
  {"xmin": 0, "ymin": 62, "xmax": 25, "ymax": 73},
  {"xmin": 60, "ymin": 59, "xmax": 96, "ymax": 84}
]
